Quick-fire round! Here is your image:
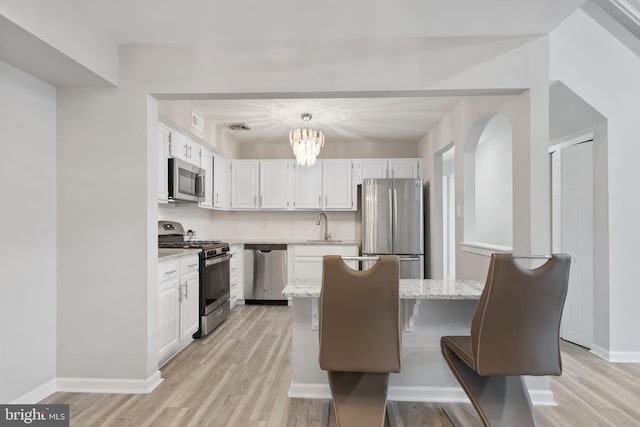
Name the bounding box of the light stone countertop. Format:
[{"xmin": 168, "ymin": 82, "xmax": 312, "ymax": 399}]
[
  {"xmin": 225, "ymin": 239, "xmax": 359, "ymax": 246},
  {"xmin": 283, "ymin": 278, "xmax": 484, "ymax": 300},
  {"xmin": 158, "ymin": 248, "xmax": 201, "ymax": 260}
]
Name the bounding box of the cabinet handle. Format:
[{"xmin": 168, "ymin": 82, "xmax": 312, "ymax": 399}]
[
  {"xmin": 164, "ymin": 269, "xmax": 177, "ymax": 275},
  {"xmin": 188, "ymin": 263, "xmax": 198, "ymax": 269},
  {"xmin": 325, "ymin": 195, "xmax": 327, "ymax": 206},
  {"xmin": 260, "ymin": 195, "xmax": 263, "ymax": 206},
  {"xmin": 318, "ymin": 195, "xmax": 321, "ymax": 206},
  {"xmin": 184, "ymin": 283, "xmax": 188, "ymax": 299},
  {"xmin": 254, "ymin": 195, "xmax": 257, "ymax": 206},
  {"xmin": 178, "ymin": 284, "xmax": 182, "ymax": 302}
]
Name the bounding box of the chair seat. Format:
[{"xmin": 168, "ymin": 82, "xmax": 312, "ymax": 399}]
[{"xmin": 441, "ymin": 336, "xmax": 474, "ymax": 369}]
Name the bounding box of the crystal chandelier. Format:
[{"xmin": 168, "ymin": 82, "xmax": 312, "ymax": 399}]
[{"xmin": 289, "ymin": 113, "xmax": 325, "ymax": 166}]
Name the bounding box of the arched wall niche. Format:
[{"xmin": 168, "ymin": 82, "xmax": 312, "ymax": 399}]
[{"xmin": 463, "ymin": 112, "xmax": 513, "ymax": 249}]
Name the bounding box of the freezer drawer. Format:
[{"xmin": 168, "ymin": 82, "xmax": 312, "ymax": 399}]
[{"xmin": 244, "ymin": 244, "xmax": 288, "ymax": 303}]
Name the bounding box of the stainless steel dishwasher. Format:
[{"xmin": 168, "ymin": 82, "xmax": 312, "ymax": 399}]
[{"xmin": 243, "ymin": 244, "xmax": 288, "ymax": 305}]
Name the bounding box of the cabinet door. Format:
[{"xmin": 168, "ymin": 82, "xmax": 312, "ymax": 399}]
[
  {"xmin": 389, "ymin": 159, "xmax": 421, "ymax": 178},
  {"xmin": 157, "ymin": 125, "xmax": 170, "ymax": 203},
  {"xmin": 260, "ymin": 160, "xmax": 294, "ymax": 209},
  {"xmin": 158, "ymin": 278, "xmax": 180, "ymax": 361},
  {"xmin": 323, "ymin": 160, "xmax": 353, "ymax": 210},
  {"xmin": 361, "ymin": 160, "xmax": 389, "ymax": 180},
  {"xmin": 293, "ymin": 163, "xmax": 322, "ymax": 209},
  {"xmin": 213, "ymin": 154, "xmax": 229, "ymax": 209},
  {"xmin": 199, "ymin": 148, "xmax": 213, "ymax": 208},
  {"xmin": 230, "ymin": 161, "xmax": 259, "ymax": 209},
  {"xmin": 168, "ymin": 130, "xmax": 187, "ymax": 161},
  {"xmin": 179, "ymin": 271, "xmax": 200, "ymax": 340}
]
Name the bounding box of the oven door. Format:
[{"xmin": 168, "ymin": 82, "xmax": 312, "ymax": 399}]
[
  {"xmin": 202, "ymin": 253, "xmax": 231, "ymax": 315},
  {"xmin": 169, "ymin": 158, "xmax": 205, "ymax": 202}
]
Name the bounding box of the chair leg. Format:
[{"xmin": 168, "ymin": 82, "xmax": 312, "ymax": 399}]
[{"xmin": 441, "ymin": 345, "xmax": 537, "ymax": 427}]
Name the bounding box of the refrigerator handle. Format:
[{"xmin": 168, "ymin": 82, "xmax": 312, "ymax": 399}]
[
  {"xmin": 393, "ymin": 187, "xmax": 398, "ymax": 249},
  {"xmin": 388, "ymin": 187, "xmax": 393, "ymax": 250}
]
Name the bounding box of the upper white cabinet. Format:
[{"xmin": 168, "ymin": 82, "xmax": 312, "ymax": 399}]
[
  {"xmin": 353, "ymin": 159, "xmax": 422, "ymax": 185},
  {"xmin": 199, "ymin": 148, "xmax": 214, "ymax": 209},
  {"xmin": 213, "ymin": 154, "xmax": 229, "ymax": 210},
  {"xmin": 168, "ymin": 130, "xmax": 201, "ymax": 167},
  {"xmin": 157, "ymin": 124, "xmax": 170, "ymax": 203},
  {"xmin": 323, "ymin": 160, "xmax": 353, "ymax": 210},
  {"xmin": 293, "ymin": 162, "xmax": 323, "ymax": 209},
  {"xmin": 388, "ymin": 159, "xmax": 422, "ymax": 179},
  {"xmin": 230, "ymin": 160, "xmax": 260, "ymax": 209},
  {"xmin": 260, "ymin": 160, "xmax": 294, "ymax": 209}
]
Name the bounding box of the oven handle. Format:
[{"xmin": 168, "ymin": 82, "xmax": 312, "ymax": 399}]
[{"xmin": 204, "ymin": 254, "xmax": 232, "ymax": 267}]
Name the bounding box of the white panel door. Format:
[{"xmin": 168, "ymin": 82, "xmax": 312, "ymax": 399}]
[
  {"xmin": 157, "ymin": 124, "xmax": 170, "ymax": 203},
  {"xmin": 389, "ymin": 159, "xmax": 421, "ymax": 178},
  {"xmin": 361, "ymin": 160, "xmax": 389, "ymax": 180},
  {"xmin": 158, "ymin": 279, "xmax": 179, "ymax": 360},
  {"xmin": 199, "ymin": 148, "xmax": 213, "ymax": 208},
  {"xmin": 323, "ymin": 160, "xmax": 353, "ymax": 210},
  {"xmin": 179, "ymin": 271, "xmax": 200, "ymax": 340},
  {"xmin": 559, "ymin": 141, "xmax": 594, "ymax": 348},
  {"xmin": 213, "ymin": 154, "xmax": 228, "ymax": 209},
  {"xmin": 293, "ymin": 162, "xmax": 322, "ymax": 209},
  {"xmin": 230, "ymin": 160, "xmax": 259, "ymax": 209},
  {"xmin": 260, "ymin": 160, "xmax": 294, "ymax": 209}
]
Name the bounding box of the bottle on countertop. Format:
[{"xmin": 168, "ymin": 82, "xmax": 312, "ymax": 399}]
[{"xmin": 186, "ymin": 229, "xmax": 196, "ymax": 241}]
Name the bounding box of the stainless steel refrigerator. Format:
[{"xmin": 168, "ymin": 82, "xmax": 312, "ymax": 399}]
[{"xmin": 357, "ymin": 178, "xmax": 424, "ymax": 279}]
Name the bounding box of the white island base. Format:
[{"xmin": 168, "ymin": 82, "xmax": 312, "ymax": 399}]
[{"xmin": 284, "ymin": 279, "xmax": 555, "ymax": 406}]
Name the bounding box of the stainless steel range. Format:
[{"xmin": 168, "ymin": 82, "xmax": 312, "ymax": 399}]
[{"xmin": 158, "ymin": 221, "xmax": 231, "ymax": 337}]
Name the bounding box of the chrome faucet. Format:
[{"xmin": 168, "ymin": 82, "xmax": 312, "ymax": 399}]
[{"xmin": 316, "ymin": 212, "xmax": 331, "ymax": 240}]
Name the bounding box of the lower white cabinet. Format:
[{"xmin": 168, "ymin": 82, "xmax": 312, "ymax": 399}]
[
  {"xmin": 290, "ymin": 244, "xmax": 358, "ymax": 280},
  {"xmin": 158, "ymin": 254, "xmax": 200, "ymax": 366},
  {"xmin": 229, "ymin": 244, "xmax": 244, "ymax": 307}
]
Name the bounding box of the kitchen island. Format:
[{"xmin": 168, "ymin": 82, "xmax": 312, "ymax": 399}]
[{"xmin": 283, "ymin": 278, "xmax": 555, "ymax": 405}]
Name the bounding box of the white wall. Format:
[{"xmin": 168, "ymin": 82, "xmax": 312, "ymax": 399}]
[
  {"xmin": 551, "ymin": 8, "xmax": 640, "ymax": 357},
  {"xmin": 0, "ymin": 59, "xmax": 56, "ymax": 402}
]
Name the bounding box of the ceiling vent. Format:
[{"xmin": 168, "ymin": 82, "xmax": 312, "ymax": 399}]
[
  {"xmin": 191, "ymin": 112, "xmax": 204, "ymax": 131},
  {"xmin": 225, "ymin": 122, "xmax": 251, "ymax": 131}
]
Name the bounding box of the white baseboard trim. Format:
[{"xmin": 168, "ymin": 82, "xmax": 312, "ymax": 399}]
[
  {"xmin": 56, "ymin": 370, "xmax": 163, "ymax": 394},
  {"xmin": 591, "ymin": 345, "xmax": 640, "ymax": 363},
  {"xmin": 288, "ymin": 382, "xmax": 555, "ymax": 406},
  {"xmin": 10, "ymin": 378, "xmax": 57, "ymax": 404}
]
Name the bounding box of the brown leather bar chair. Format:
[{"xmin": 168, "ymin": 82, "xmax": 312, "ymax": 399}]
[
  {"xmin": 441, "ymin": 253, "xmax": 571, "ymax": 427},
  {"xmin": 319, "ymin": 255, "xmax": 401, "ymax": 427}
]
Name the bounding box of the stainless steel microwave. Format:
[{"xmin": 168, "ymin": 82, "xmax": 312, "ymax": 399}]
[{"xmin": 168, "ymin": 158, "xmax": 205, "ymax": 202}]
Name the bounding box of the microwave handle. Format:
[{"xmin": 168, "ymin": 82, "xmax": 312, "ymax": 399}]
[{"xmin": 196, "ymin": 174, "xmax": 205, "ymax": 197}]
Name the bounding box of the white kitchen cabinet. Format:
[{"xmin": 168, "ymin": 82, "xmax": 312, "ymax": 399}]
[
  {"xmin": 157, "ymin": 124, "xmax": 170, "ymax": 203},
  {"xmin": 290, "ymin": 244, "xmax": 358, "ymax": 280},
  {"xmin": 353, "ymin": 159, "xmax": 389, "ymax": 185},
  {"xmin": 389, "ymin": 159, "xmax": 422, "ymax": 179},
  {"xmin": 229, "ymin": 244, "xmax": 244, "ymax": 307},
  {"xmin": 199, "ymin": 148, "xmax": 214, "ymax": 209},
  {"xmin": 157, "ymin": 260, "xmax": 179, "ymax": 362},
  {"xmin": 213, "ymin": 154, "xmax": 229, "ymax": 210},
  {"xmin": 323, "ymin": 160, "xmax": 353, "ymax": 210},
  {"xmin": 158, "ymin": 254, "xmax": 200, "ymax": 367},
  {"xmin": 260, "ymin": 160, "xmax": 294, "ymax": 209},
  {"xmin": 179, "ymin": 270, "xmax": 200, "ymax": 340},
  {"xmin": 293, "ymin": 162, "xmax": 323, "ymax": 209},
  {"xmin": 230, "ymin": 160, "xmax": 260, "ymax": 209},
  {"xmin": 168, "ymin": 130, "xmax": 201, "ymax": 167}
]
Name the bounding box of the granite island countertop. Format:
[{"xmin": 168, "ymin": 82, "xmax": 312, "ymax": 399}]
[
  {"xmin": 158, "ymin": 248, "xmax": 201, "ymax": 260},
  {"xmin": 283, "ymin": 278, "xmax": 484, "ymax": 300}
]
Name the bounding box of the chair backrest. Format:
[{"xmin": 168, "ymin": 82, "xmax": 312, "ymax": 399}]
[
  {"xmin": 470, "ymin": 253, "xmax": 571, "ymax": 376},
  {"xmin": 319, "ymin": 255, "xmax": 401, "ymax": 373}
]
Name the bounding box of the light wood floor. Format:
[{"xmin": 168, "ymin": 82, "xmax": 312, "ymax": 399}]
[{"xmin": 41, "ymin": 305, "xmax": 640, "ymax": 426}]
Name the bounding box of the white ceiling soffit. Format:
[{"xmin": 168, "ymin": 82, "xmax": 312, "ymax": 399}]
[
  {"xmin": 583, "ymin": 0, "xmax": 640, "ymax": 56},
  {"xmin": 188, "ymin": 97, "xmax": 463, "ymax": 145},
  {"xmin": 65, "ymin": 0, "xmax": 586, "ymax": 44}
]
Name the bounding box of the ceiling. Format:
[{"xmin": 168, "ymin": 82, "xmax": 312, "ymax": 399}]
[
  {"xmin": 64, "ymin": 0, "xmax": 585, "ymax": 44},
  {"xmin": 188, "ymin": 97, "xmax": 462, "ymax": 145}
]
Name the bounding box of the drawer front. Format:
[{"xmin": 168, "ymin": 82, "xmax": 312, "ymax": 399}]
[
  {"xmin": 158, "ymin": 260, "xmax": 180, "ymax": 282},
  {"xmin": 292, "ymin": 245, "xmax": 358, "ymax": 257},
  {"xmin": 180, "ymin": 255, "xmax": 200, "ymax": 274}
]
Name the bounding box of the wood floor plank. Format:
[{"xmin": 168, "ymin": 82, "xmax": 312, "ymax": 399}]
[{"xmin": 39, "ymin": 306, "xmax": 640, "ymax": 426}]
